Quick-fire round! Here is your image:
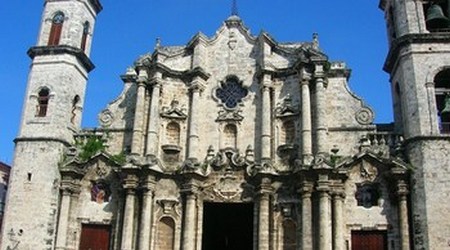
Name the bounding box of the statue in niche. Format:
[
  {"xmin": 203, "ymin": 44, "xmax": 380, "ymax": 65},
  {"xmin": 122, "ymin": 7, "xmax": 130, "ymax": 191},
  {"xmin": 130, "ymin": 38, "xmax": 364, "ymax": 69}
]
[
  {"xmin": 90, "ymin": 181, "xmax": 111, "ymax": 204},
  {"xmin": 355, "ymin": 183, "xmax": 379, "ymax": 208}
]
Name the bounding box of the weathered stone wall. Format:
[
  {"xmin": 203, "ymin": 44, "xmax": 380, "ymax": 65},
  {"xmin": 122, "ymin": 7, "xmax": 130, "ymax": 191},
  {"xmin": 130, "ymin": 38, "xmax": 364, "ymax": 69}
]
[
  {"xmin": 407, "ymin": 139, "xmax": 450, "ymax": 249},
  {"xmin": 2, "ymin": 141, "xmax": 64, "ymax": 250}
]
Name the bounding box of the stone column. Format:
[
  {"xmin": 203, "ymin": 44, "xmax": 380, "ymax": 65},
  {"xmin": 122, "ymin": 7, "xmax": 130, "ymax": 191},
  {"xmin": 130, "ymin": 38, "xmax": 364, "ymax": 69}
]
[
  {"xmin": 425, "ymin": 81, "xmax": 439, "ymax": 134},
  {"xmin": 332, "ymin": 187, "xmax": 345, "ymax": 250},
  {"xmin": 397, "ymin": 181, "xmax": 410, "ymax": 250},
  {"xmin": 261, "ymin": 75, "xmax": 272, "ymax": 160},
  {"xmin": 313, "ymin": 65, "xmax": 327, "ymax": 155},
  {"xmin": 138, "ymin": 175, "xmax": 156, "ymax": 250},
  {"xmin": 131, "ymin": 69, "xmax": 147, "ymax": 155},
  {"xmin": 257, "ymin": 178, "xmax": 272, "ymax": 250},
  {"xmin": 300, "ymin": 78, "xmax": 313, "ymax": 164},
  {"xmin": 121, "ymin": 175, "xmax": 138, "ymax": 250},
  {"xmin": 182, "ymin": 183, "xmax": 199, "ymax": 250},
  {"xmin": 187, "ymin": 79, "xmax": 204, "ymax": 160},
  {"xmin": 55, "ymin": 188, "xmax": 72, "ymax": 250},
  {"xmin": 196, "ymin": 198, "xmax": 204, "ymax": 250},
  {"xmin": 317, "ymin": 177, "xmax": 332, "ymax": 250},
  {"xmin": 299, "ymin": 181, "xmax": 313, "ymax": 250},
  {"xmin": 146, "ymin": 72, "xmax": 162, "ymax": 156}
]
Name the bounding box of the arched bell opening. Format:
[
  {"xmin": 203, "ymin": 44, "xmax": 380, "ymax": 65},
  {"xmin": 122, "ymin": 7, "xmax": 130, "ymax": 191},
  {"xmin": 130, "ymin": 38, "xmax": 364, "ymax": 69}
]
[{"xmin": 434, "ymin": 69, "xmax": 450, "ymax": 133}]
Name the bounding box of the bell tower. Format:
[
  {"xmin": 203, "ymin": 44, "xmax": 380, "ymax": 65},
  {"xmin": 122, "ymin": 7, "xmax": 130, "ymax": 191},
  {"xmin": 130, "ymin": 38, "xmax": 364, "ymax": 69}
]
[
  {"xmin": 1, "ymin": 0, "xmax": 102, "ymax": 249},
  {"xmin": 380, "ymin": 0, "xmax": 450, "ymax": 249}
]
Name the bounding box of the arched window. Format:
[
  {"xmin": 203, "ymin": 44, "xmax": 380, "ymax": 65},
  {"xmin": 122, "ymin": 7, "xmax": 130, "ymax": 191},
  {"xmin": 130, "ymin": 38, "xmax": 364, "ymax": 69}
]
[
  {"xmin": 434, "ymin": 69, "xmax": 450, "ymax": 133},
  {"xmin": 156, "ymin": 217, "xmax": 175, "ymax": 250},
  {"xmin": 166, "ymin": 122, "xmax": 180, "ymax": 145},
  {"xmin": 223, "ymin": 124, "xmax": 237, "ymax": 148},
  {"xmin": 281, "ymin": 121, "xmax": 296, "ymax": 145},
  {"xmin": 71, "ymin": 95, "xmax": 80, "ymax": 124},
  {"xmin": 48, "ymin": 12, "xmax": 64, "ymax": 46},
  {"xmin": 81, "ymin": 21, "xmax": 90, "ymax": 51},
  {"xmin": 37, "ymin": 88, "xmax": 50, "ymax": 117}
]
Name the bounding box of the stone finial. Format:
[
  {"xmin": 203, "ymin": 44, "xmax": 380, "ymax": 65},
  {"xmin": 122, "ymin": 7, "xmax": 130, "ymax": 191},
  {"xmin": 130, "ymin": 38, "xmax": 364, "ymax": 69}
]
[
  {"xmin": 312, "ymin": 33, "xmax": 319, "ymax": 50},
  {"xmin": 155, "ymin": 37, "xmax": 161, "ymax": 50}
]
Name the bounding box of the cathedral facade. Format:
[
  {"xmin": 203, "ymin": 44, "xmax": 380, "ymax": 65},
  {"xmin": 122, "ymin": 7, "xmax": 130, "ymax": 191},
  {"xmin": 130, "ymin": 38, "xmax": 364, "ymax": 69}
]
[{"xmin": 2, "ymin": 0, "xmax": 450, "ymax": 249}]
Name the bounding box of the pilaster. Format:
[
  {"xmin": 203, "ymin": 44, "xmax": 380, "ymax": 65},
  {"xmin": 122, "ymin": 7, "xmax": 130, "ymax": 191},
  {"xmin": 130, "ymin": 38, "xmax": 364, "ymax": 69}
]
[
  {"xmin": 181, "ymin": 179, "xmax": 201, "ymax": 250},
  {"xmin": 300, "ymin": 76, "xmax": 313, "ymax": 164},
  {"xmin": 313, "ymin": 64, "xmax": 327, "ymax": 156},
  {"xmin": 331, "ymin": 184, "xmax": 345, "ymax": 250},
  {"xmin": 298, "ymin": 181, "xmax": 314, "ymax": 250},
  {"xmin": 316, "ymin": 175, "xmax": 332, "ymax": 250},
  {"xmin": 397, "ymin": 180, "xmax": 410, "ymax": 250},
  {"xmin": 146, "ymin": 72, "xmax": 162, "ymax": 157},
  {"xmin": 257, "ymin": 177, "xmax": 273, "ymax": 250},
  {"xmin": 261, "ymin": 75, "xmax": 272, "ymax": 160},
  {"xmin": 187, "ymin": 77, "xmax": 206, "ymax": 160},
  {"xmin": 131, "ymin": 69, "xmax": 147, "ymax": 155},
  {"xmin": 55, "ymin": 179, "xmax": 80, "ymax": 250},
  {"xmin": 138, "ymin": 174, "xmax": 156, "ymax": 250},
  {"xmin": 120, "ymin": 172, "xmax": 139, "ymax": 250}
]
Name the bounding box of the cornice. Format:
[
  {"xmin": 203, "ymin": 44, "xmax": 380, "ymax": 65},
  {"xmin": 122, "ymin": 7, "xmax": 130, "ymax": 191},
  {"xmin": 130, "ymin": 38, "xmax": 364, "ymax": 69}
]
[
  {"xmin": 384, "ymin": 33, "xmax": 450, "ymax": 73},
  {"xmin": 28, "ymin": 45, "xmax": 95, "ymax": 73}
]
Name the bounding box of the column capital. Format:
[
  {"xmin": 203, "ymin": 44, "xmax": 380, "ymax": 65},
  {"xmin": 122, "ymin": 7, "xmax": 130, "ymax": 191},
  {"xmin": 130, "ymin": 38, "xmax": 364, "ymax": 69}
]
[
  {"xmin": 122, "ymin": 174, "xmax": 139, "ymax": 192},
  {"xmin": 136, "ymin": 81, "xmax": 147, "ymax": 88},
  {"xmin": 189, "ymin": 76, "xmax": 206, "ymax": 92},
  {"xmin": 60, "ymin": 179, "xmax": 81, "ymax": 194},
  {"xmin": 331, "ymin": 184, "xmax": 346, "ymax": 199},
  {"xmin": 261, "ymin": 85, "xmax": 271, "ymax": 92},
  {"xmin": 149, "ymin": 78, "xmax": 162, "ymax": 88},
  {"xmin": 316, "ymin": 180, "xmax": 331, "ymax": 193},
  {"xmin": 297, "ymin": 181, "xmax": 314, "ymax": 195},
  {"xmin": 181, "ymin": 182, "xmax": 201, "ymax": 196},
  {"xmin": 137, "ymin": 68, "xmax": 149, "ymax": 83},
  {"xmin": 396, "ymin": 181, "xmax": 409, "ymax": 198},
  {"xmin": 300, "ymin": 78, "xmax": 311, "ymax": 86},
  {"xmin": 313, "ymin": 63, "xmax": 326, "ymax": 76},
  {"xmin": 141, "ymin": 174, "xmax": 156, "ymax": 193}
]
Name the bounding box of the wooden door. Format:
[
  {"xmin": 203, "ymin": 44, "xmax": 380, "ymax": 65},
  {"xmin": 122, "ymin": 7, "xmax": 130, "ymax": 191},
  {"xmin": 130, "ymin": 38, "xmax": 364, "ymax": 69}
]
[
  {"xmin": 351, "ymin": 231, "xmax": 387, "ymax": 250},
  {"xmin": 79, "ymin": 224, "xmax": 111, "ymax": 250}
]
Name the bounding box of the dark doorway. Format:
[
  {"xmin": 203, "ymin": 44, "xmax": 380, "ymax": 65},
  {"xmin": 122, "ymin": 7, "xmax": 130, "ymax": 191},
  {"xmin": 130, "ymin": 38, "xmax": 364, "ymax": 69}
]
[
  {"xmin": 202, "ymin": 202, "xmax": 253, "ymax": 250},
  {"xmin": 79, "ymin": 224, "xmax": 111, "ymax": 250},
  {"xmin": 351, "ymin": 230, "xmax": 388, "ymax": 250}
]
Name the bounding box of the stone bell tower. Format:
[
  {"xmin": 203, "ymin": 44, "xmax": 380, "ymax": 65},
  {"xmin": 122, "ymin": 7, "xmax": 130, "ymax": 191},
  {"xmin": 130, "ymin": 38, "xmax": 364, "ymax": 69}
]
[
  {"xmin": 380, "ymin": 0, "xmax": 450, "ymax": 248},
  {"xmin": 0, "ymin": 0, "xmax": 102, "ymax": 249}
]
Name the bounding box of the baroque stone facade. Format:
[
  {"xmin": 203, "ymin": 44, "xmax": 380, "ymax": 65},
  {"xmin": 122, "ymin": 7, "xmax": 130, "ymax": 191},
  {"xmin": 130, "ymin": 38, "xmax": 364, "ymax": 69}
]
[{"xmin": 2, "ymin": 0, "xmax": 450, "ymax": 249}]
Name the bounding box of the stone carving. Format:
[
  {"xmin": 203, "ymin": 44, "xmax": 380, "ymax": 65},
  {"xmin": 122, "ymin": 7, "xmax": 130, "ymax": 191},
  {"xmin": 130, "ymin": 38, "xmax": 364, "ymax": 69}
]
[
  {"xmin": 98, "ymin": 109, "xmax": 114, "ymax": 127},
  {"xmin": 161, "ymin": 99, "xmax": 187, "ymax": 120},
  {"xmin": 211, "ymin": 148, "xmax": 248, "ymax": 170},
  {"xmin": 202, "ymin": 170, "xmax": 255, "ymax": 202},
  {"xmin": 213, "ymin": 173, "xmax": 242, "ymax": 200},
  {"xmin": 355, "ymin": 107, "xmax": 374, "ymax": 125},
  {"xmin": 360, "ymin": 161, "xmax": 378, "ymax": 181},
  {"xmin": 228, "ymin": 31, "xmax": 237, "ymax": 50},
  {"xmin": 216, "ymin": 108, "xmax": 244, "ymax": 122},
  {"xmin": 275, "ymin": 94, "xmax": 299, "ymax": 118},
  {"xmin": 157, "ymin": 199, "xmax": 179, "ymax": 214},
  {"xmin": 95, "ymin": 161, "xmax": 109, "ymax": 178}
]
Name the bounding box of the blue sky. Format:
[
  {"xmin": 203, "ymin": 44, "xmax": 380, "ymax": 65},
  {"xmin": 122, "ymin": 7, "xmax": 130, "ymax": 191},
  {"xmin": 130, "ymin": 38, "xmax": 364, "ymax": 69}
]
[{"xmin": 0, "ymin": 1, "xmax": 391, "ymax": 164}]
